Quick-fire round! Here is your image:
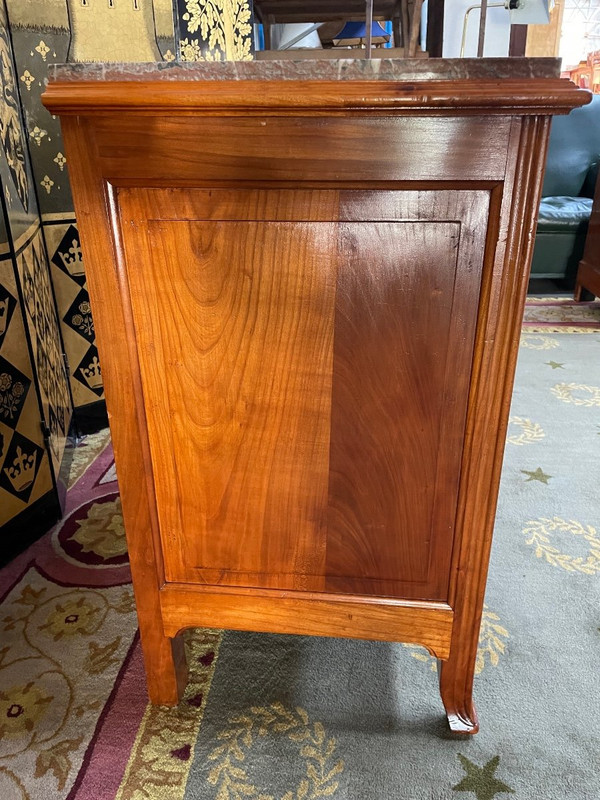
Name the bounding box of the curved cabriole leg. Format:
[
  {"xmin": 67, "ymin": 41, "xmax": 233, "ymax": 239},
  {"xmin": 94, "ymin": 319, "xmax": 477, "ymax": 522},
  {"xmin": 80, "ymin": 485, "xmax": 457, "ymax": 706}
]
[
  {"xmin": 141, "ymin": 630, "xmax": 188, "ymax": 706},
  {"xmin": 439, "ymin": 655, "xmax": 479, "ymax": 735}
]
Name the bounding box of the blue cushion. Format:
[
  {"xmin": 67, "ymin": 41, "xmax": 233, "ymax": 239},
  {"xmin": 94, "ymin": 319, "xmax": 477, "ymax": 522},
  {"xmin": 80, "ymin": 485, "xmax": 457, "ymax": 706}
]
[{"xmin": 537, "ymin": 196, "xmax": 592, "ymax": 232}]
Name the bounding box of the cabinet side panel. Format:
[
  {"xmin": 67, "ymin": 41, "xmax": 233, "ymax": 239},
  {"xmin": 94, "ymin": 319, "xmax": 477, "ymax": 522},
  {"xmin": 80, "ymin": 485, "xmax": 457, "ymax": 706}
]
[
  {"xmin": 93, "ymin": 116, "xmax": 510, "ymax": 184},
  {"xmin": 125, "ymin": 218, "xmax": 337, "ymax": 587},
  {"xmin": 326, "ymin": 222, "xmax": 462, "ymax": 595},
  {"xmin": 118, "ymin": 188, "xmax": 489, "ymax": 600}
]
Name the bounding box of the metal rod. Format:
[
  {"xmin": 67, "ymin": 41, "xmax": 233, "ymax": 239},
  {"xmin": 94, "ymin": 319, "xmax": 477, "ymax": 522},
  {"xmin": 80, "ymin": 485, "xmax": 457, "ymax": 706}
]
[
  {"xmin": 478, "ymin": 0, "xmax": 488, "ymax": 57},
  {"xmin": 365, "ymin": 0, "xmax": 374, "ymax": 59},
  {"xmin": 460, "ymin": 3, "xmax": 504, "ymax": 58}
]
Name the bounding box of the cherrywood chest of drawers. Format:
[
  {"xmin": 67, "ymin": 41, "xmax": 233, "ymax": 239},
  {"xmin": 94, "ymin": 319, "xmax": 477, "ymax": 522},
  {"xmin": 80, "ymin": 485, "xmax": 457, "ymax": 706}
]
[{"xmin": 44, "ymin": 59, "xmax": 588, "ymax": 733}]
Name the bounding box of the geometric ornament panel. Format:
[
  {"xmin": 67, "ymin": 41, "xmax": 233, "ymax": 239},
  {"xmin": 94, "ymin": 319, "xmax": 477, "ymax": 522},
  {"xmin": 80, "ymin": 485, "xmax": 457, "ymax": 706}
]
[
  {"xmin": 50, "ymin": 223, "xmax": 85, "ymax": 286},
  {"xmin": 63, "ymin": 287, "xmax": 94, "ymax": 344},
  {"xmin": 44, "ymin": 220, "xmax": 105, "ymax": 407},
  {"xmin": 0, "ymin": 255, "xmax": 54, "ymax": 527},
  {"xmin": 18, "ymin": 232, "xmax": 71, "ymax": 476},
  {"xmin": 0, "ymin": 354, "xmax": 31, "ymax": 431},
  {"xmin": 73, "ymin": 344, "xmax": 103, "ymax": 398},
  {"xmin": 0, "ymin": 282, "xmax": 16, "ymax": 349},
  {"xmin": 0, "ymin": 428, "xmax": 44, "ymax": 503}
]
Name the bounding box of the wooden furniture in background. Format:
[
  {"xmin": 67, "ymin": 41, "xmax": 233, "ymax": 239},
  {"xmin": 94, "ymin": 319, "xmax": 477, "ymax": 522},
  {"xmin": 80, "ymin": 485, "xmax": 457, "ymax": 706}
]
[
  {"xmin": 574, "ymin": 170, "xmax": 600, "ymax": 301},
  {"xmin": 43, "ymin": 60, "xmax": 588, "ymax": 734},
  {"xmin": 253, "ymin": 0, "xmax": 429, "ymax": 56},
  {"xmin": 255, "ymin": 47, "xmax": 428, "ymax": 59}
]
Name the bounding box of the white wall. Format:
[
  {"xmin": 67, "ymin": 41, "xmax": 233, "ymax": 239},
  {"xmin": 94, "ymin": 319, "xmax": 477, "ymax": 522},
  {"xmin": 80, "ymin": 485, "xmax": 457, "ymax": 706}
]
[
  {"xmin": 271, "ymin": 24, "xmax": 323, "ymax": 50},
  {"xmin": 443, "ymin": 0, "xmax": 512, "ymax": 57}
]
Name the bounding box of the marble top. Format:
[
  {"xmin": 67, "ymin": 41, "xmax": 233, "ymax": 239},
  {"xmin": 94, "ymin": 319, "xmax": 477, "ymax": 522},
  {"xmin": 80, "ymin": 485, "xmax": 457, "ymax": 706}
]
[{"xmin": 49, "ymin": 58, "xmax": 561, "ymax": 84}]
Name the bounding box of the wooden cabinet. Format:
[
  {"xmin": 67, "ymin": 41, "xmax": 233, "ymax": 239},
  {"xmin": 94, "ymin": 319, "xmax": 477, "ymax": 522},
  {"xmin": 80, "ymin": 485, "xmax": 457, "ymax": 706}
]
[
  {"xmin": 575, "ymin": 170, "xmax": 600, "ymax": 301},
  {"xmin": 43, "ymin": 60, "xmax": 588, "ymax": 733}
]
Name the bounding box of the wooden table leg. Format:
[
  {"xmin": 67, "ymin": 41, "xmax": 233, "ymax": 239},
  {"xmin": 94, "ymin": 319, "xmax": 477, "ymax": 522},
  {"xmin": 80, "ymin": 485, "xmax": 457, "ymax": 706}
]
[
  {"xmin": 142, "ymin": 630, "xmax": 188, "ymax": 706},
  {"xmin": 574, "ymin": 165, "xmax": 600, "ymax": 301},
  {"xmin": 439, "ymin": 654, "xmax": 479, "ymax": 735},
  {"xmin": 574, "ymin": 260, "xmax": 600, "ymax": 301}
]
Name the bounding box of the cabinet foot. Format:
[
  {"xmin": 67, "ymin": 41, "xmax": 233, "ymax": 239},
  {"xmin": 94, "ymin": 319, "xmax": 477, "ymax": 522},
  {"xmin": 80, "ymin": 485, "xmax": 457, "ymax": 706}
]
[
  {"xmin": 445, "ymin": 705, "xmax": 479, "ymax": 735},
  {"xmin": 439, "ymin": 660, "xmax": 479, "ymax": 735},
  {"xmin": 143, "ymin": 633, "xmax": 188, "ymax": 706}
]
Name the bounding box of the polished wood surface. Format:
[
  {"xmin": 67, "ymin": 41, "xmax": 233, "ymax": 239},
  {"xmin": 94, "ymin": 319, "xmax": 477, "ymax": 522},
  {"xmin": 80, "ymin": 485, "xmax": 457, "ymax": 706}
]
[
  {"xmin": 93, "ymin": 116, "xmax": 509, "ymax": 185},
  {"xmin": 123, "ymin": 196, "xmax": 336, "ymax": 590},
  {"xmin": 160, "ymin": 584, "xmax": 453, "ymax": 658},
  {"xmin": 43, "ymin": 75, "xmax": 585, "ymax": 115},
  {"xmin": 44, "ymin": 67, "xmax": 589, "ymax": 732},
  {"xmin": 440, "ymin": 116, "xmax": 552, "ymax": 734},
  {"xmin": 574, "ymin": 171, "xmax": 600, "ymax": 301},
  {"xmin": 119, "ymin": 188, "xmax": 487, "ymax": 600}
]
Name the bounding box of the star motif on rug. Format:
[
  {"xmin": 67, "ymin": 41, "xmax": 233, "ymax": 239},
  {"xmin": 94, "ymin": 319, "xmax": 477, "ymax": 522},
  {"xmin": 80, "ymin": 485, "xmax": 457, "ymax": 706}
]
[
  {"xmin": 545, "ymin": 361, "xmax": 564, "ymax": 369},
  {"xmin": 521, "ymin": 467, "xmax": 552, "ymax": 484},
  {"xmin": 453, "ymin": 754, "xmax": 515, "ymax": 800}
]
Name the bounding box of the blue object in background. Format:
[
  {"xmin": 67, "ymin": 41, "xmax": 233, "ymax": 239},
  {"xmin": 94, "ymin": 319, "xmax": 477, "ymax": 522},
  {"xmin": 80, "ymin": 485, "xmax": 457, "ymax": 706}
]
[
  {"xmin": 384, "ymin": 20, "xmax": 393, "ymax": 47},
  {"xmin": 334, "ymin": 20, "xmax": 391, "ymax": 42}
]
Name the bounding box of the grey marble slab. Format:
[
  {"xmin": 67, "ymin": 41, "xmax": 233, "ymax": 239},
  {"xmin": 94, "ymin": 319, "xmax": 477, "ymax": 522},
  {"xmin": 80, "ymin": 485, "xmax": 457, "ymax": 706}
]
[{"xmin": 48, "ymin": 57, "xmax": 561, "ymax": 84}]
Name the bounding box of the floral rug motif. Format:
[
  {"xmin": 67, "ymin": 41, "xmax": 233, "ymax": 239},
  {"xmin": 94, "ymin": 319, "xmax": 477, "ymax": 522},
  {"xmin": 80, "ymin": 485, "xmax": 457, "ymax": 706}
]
[
  {"xmin": 0, "ymin": 568, "xmax": 137, "ymax": 799},
  {"xmin": 0, "ymin": 435, "xmax": 221, "ymax": 800},
  {"xmin": 0, "ymin": 437, "xmax": 138, "ymax": 800}
]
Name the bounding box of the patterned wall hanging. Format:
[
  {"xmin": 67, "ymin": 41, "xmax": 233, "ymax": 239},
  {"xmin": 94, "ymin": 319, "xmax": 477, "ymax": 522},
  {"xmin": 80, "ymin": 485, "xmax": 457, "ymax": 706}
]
[
  {"xmin": 0, "ymin": 0, "xmax": 72, "ymax": 535},
  {"xmin": 173, "ymin": 0, "xmax": 254, "ymax": 61},
  {"xmin": 6, "ymin": 0, "xmax": 176, "ymax": 417},
  {"xmin": 0, "ymin": 258, "xmax": 54, "ymax": 527}
]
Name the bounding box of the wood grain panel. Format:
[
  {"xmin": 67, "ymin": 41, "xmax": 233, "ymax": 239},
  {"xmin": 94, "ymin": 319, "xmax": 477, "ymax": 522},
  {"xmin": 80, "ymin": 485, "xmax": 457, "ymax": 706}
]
[
  {"xmin": 326, "ymin": 221, "xmax": 461, "ymax": 592},
  {"xmin": 329, "ymin": 190, "xmax": 490, "ymax": 601},
  {"xmin": 159, "ymin": 583, "xmax": 454, "ymax": 660},
  {"xmin": 95, "ymin": 116, "xmax": 510, "ymax": 184},
  {"xmin": 123, "ymin": 216, "xmax": 336, "ymax": 588},
  {"xmin": 125, "ymin": 188, "xmax": 484, "ymax": 223},
  {"xmin": 118, "ymin": 188, "xmax": 489, "ymax": 600}
]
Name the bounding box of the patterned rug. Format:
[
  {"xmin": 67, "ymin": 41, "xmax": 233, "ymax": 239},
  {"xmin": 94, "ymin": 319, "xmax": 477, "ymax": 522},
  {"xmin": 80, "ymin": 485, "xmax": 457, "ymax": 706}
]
[
  {"xmin": 0, "ymin": 435, "xmax": 221, "ymax": 800},
  {"xmin": 1, "ymin": 318, "xmax": 599, "ymax": 799},
  {"xmin": 522, "ymin": 296, "xmax": 600, "ymax": 332}
]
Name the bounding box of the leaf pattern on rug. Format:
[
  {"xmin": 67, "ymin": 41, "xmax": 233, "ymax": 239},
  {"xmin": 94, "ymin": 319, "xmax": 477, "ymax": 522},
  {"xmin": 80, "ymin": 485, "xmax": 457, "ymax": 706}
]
[
  {"xmin": 519, "ymin": 334, "xmax": 559, "ymax": 350},
  {"xmin": 84, "ymin": 637, "xmax": 122, "ymax": 675},
  {"xmin": 115, "ymin": 629, "xmax": 222, "ymax": 800},
  {"xmin": 506, "ymin": 417, "xmax": 545, "ymax": 446},
  {"xmin": 523, "ymin": 517, "xmax": 600, "ymax": 576},
  {"xmin": 208, "ymin": 702, "xmax": 344, "ymax": 800},
  {"xmin": 522, "ymin": 297, "xmax": 600, "ymax": 333},
  {"xmin": 403, "ymin": 605, "xmax": 509, "ymax": 674},
  {"xmin": 551, "ymin": 383, "xmax": 600, "ymax": 407},
  {"xmin": 34, "ymin": 738, "xmax": 83, "ymax": 791}
]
